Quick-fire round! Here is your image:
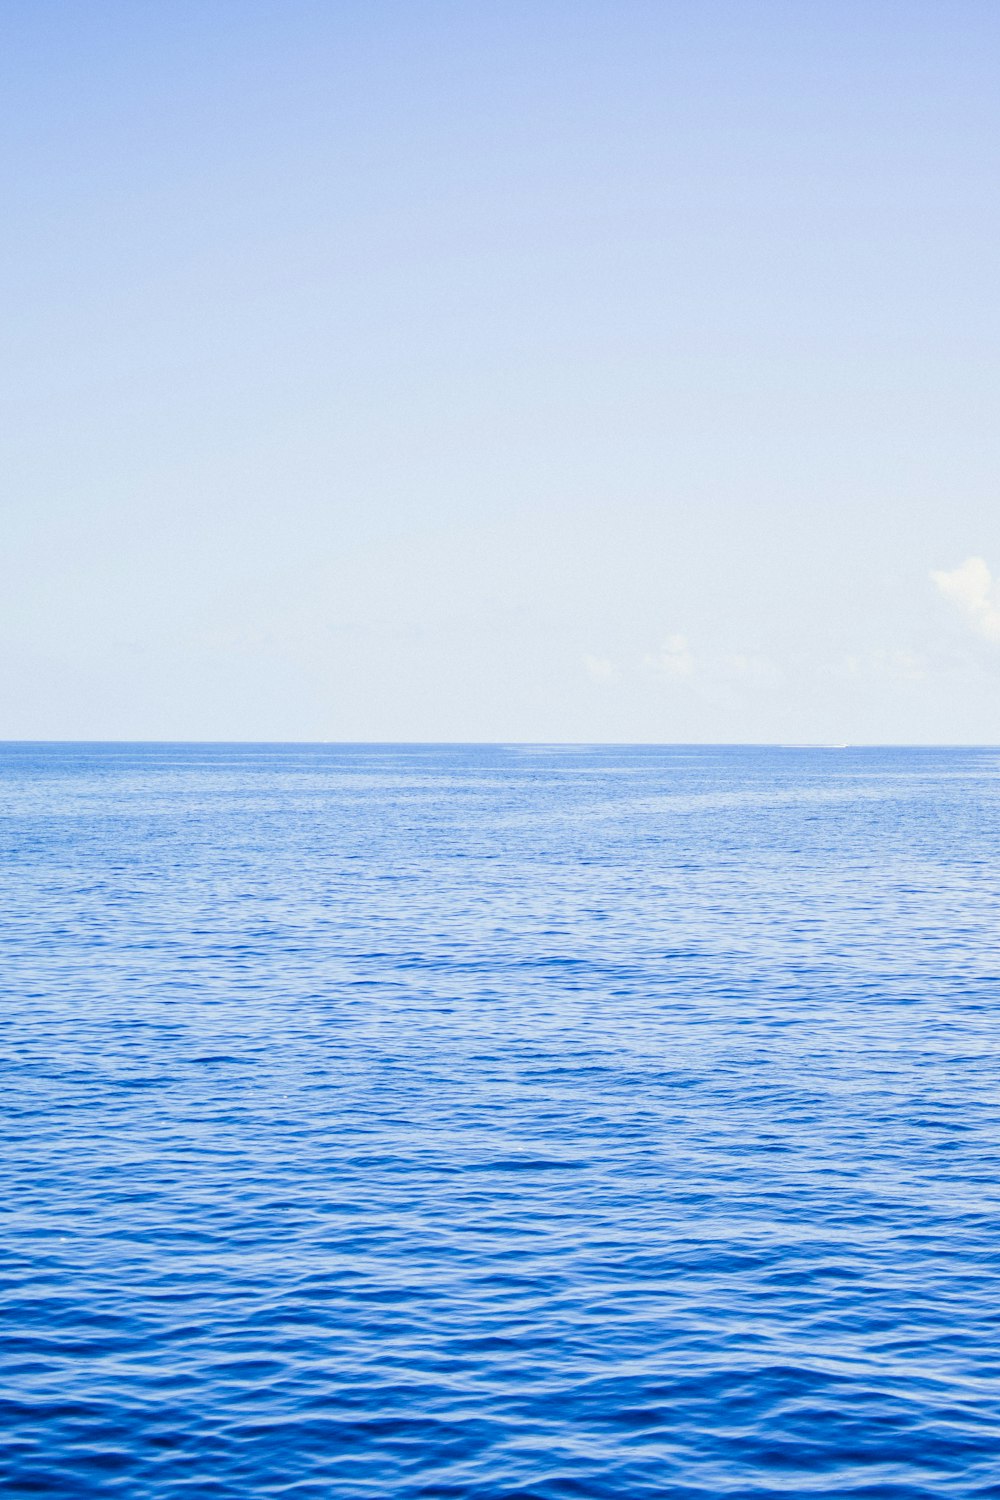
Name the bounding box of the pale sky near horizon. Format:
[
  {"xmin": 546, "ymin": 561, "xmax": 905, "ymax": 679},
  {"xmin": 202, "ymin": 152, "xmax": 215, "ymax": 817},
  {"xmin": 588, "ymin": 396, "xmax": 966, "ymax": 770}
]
[{"xmin": 3, "ymin": 1, "xmax": 1000, "ymax": 742}]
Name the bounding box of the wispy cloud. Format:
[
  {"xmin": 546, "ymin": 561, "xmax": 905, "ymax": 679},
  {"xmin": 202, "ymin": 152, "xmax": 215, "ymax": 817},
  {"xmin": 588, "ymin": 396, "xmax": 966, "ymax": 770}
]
[
  {"xmin": 832, "ymin": 649, "xmax": 926, "ymax": 683},
  {"xmin": 644, "ymin": 634, "xmax": 695, "ymax": 679},
  {"xmin": 718, "ymin": 652, "xmax": 783, "ymax": 686},
  {"xmin": 589, "ymin": 634, "xmax": 781, "ymax": 690},
  {"xmin": 582, "ymin": 653, "xmax": 616, "ymax": 682},
  {"xmin": 931, "ymin": 557, "xmax": 1000, "ymax": 643}
]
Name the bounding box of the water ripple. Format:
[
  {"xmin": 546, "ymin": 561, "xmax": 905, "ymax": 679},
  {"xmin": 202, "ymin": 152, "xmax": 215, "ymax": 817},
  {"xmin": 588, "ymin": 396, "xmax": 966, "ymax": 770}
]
[{"xmin": 1, "ymin": 744, "xmax": 999, "ymax": 1496}]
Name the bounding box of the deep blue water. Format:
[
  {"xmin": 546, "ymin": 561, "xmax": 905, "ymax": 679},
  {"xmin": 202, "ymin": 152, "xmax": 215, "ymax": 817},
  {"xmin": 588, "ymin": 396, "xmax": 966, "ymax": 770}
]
[{"xmin": 2, "ymin": 743, "xmax": 999, "ymax": 1498}]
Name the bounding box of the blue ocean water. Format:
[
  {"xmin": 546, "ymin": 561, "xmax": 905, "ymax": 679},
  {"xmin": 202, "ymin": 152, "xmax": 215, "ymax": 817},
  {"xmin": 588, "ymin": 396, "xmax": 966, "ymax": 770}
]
[{"xmin": 2, "ymin": 743, "xmax": 999, "ymax": 1499}]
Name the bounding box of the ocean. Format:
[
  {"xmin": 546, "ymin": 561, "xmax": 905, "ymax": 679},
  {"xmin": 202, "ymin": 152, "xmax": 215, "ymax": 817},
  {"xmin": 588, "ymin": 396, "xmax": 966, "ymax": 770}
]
[{"xmin": 2, "ymin": 743, "xmax": 998, "ymax": 1498}]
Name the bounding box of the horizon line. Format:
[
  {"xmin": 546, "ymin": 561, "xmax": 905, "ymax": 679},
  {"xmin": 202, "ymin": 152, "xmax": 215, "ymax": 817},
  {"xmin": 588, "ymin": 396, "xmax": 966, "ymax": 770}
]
[{"xmin": 0, "ymin": 740, "xmax": 997, "ymax": 750}]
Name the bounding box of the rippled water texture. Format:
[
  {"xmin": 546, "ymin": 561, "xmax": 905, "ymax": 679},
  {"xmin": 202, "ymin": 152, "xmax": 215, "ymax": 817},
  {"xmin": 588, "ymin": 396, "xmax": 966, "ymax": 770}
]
[{"xmin": 3, "ymin": 744, "xmax": 1000, "ymax": 1497}]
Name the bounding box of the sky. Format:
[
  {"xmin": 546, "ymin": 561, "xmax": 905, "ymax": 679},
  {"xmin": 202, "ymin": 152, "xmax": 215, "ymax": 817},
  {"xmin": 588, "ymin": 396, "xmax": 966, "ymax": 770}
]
[{"xmin": 3, "ymin": 0, "xmax": 1000, "ymax": 742}]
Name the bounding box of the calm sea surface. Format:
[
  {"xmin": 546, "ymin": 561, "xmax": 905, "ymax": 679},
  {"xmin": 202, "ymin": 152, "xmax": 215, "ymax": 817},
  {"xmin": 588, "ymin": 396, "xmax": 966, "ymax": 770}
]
[{"xmin": 2, "ymin": 744, "xmax": 999, "ymax": 1498}]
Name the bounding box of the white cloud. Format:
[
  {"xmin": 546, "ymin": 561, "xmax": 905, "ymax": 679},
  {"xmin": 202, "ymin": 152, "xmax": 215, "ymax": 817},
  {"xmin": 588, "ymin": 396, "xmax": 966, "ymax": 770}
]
[
  {"xmin": 644, "ymin": 634, "xmax": 695, "ymax": 679},
  {"xmin": 931, "ymin": 556, "xmax": 1000, "ymax": 643}
]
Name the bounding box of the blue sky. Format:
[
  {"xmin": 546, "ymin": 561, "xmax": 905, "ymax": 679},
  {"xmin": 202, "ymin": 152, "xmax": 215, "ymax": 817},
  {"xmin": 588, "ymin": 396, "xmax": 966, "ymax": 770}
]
[{"xmin": 3, "ymin": 1, "xmax": 1000, "ymax": 741}]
